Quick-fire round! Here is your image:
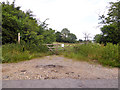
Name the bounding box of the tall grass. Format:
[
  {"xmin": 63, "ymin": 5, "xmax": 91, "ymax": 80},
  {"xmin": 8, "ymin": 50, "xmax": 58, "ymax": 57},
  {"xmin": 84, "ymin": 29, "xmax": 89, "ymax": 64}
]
[
  {"xmin": 2, "ymin": 42, "xmax": 120, "ymax": 68},
  {"xmin": 2, "ymin": 43, "xmax": 50, "ymax": 63},
  {"xmin": 0, "ymin": 46, "xmax": 2, "ymax": 63},
  {"xmin": 63, "ymin": 43, "xmax": 120, "ymax": 67}
]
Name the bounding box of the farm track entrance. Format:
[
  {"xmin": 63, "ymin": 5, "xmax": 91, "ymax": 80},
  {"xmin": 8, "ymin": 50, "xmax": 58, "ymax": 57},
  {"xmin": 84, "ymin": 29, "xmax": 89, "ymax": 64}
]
[
  {"xmin": 45, "ymin": 44, "xmax": 64, "ymax": 54},
  {"xmin": 45, "ymin": 43, "xmax": 76, "ymax": 54}
]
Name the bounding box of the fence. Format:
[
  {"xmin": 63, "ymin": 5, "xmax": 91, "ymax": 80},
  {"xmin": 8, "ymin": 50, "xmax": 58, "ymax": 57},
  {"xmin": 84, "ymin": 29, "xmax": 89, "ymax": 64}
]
[{"xmin": 44, "ymin": 44, "xmax": 65, "ymax": 54}]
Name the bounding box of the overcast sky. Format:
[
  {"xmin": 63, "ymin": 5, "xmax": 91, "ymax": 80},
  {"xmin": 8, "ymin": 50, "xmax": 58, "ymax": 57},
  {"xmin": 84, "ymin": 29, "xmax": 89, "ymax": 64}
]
[{"xmin": 2, "ymin": 0, "xmax": 118, "ymax": 40}]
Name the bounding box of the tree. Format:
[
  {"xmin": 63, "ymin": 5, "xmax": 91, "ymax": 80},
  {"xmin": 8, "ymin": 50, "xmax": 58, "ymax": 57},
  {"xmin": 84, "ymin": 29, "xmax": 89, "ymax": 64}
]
[
  {"xmin": 101, "ymin": 24, "xmax": 119, "ymax": 44},
  {"xmin": 83, "ymin": 32, "xmax": 91, "ymax": 41},
  {"xmin": 98, "ymin": 1, "xmax": 120, "ymax": 44},
  {"xmin": 55, "ymin": 31, "xmax": 62, "ymax": 42},
  {"xmin": 67, "ymin": 33, "xmax": 77, "ymax": 43},
  {"xmin": 61, "ymin": 28, "xmax": 70, "ymax": 38},
  {"xmin": 99, "ymin": 1, "xmax": 120, "ymax": 25},
  {"xmin": 94, "ymin": 34, "xmax": 102, "ymax": 43},
  {"xmin": 55, "ymin": 28, "xmax": 77, "ymax": 43},
  {"xmin": 0, "ymin": 3, "xmax": 1, "ymax": 45},
  {"xmin": 79, "ymin": 39, "xmax": 83, "ymax": 42},
  {"xmin": 39, "ymin": 18, "xmax": 49, "ymax": 30},
  {"xmin": 2, "ymin": 1, "xmax": 23, "ymax": 44},
  {"xmin": 42, "ymin": 28, "xmax": 56, "ymax": 44},
  {"xmin": 2, "ymin": 1, "xmax": 57, "ymax": 45}
]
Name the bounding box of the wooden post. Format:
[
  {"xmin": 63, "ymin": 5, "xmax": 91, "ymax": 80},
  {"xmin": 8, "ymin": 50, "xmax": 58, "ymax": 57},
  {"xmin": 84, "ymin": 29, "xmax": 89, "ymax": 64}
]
[
  {"xmin": 55, "ymin": 44, "xmax": 58, "ymax": 55},
  {"xmin": 18, "ymin": 33, "xmax": 20, "ymax": 44}
]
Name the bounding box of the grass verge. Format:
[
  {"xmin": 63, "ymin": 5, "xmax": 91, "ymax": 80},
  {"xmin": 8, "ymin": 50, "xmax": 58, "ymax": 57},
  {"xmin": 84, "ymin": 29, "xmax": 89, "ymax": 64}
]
[
  {"xmin": 61, "ymin": 43, "xmax": 120, "ymax": 68},
  {"xmin": 2, "ymin": 43, "xmax": 51, "ymax": 63}
]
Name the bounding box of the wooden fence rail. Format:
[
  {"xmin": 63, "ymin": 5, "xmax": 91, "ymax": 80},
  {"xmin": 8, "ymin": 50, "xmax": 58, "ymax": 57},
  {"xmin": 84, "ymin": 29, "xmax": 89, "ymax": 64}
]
[
  {"xmin": 44, "ymin": 44, "xmax": 64, "ymax": 54},
  {"xmin": 44, "ymin": 43, "xmax": 77, "ymax": 54}
]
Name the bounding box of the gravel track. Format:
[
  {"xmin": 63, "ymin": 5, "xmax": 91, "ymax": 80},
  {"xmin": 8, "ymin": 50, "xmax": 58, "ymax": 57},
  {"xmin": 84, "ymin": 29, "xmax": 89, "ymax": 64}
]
[{"xmin": 2, "ymin": 55, "xmax": 118, "ymax": 80}]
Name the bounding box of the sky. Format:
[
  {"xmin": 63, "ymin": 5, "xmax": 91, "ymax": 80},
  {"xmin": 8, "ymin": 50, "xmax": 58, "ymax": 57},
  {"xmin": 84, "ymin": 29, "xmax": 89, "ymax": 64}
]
[{"xmin": 2, "ymin": 0, "xmax": 118, "ymax": 40}]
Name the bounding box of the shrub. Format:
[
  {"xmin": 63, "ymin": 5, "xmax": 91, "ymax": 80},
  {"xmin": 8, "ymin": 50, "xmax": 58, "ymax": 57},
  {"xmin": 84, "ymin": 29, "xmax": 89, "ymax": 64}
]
[
  {"xmin": 2, "ymin": 43, "xmax": 49, "ymax": 63},
  {"xmin": 63, "ymin": 43, "xmax": 119, "ymax": 67}
]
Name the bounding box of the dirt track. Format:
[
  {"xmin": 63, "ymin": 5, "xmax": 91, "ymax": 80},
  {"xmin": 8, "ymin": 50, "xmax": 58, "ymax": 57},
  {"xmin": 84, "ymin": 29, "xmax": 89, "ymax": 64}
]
[{"xmin": 2, "ymin": 55, "xmax": 118, "ymax": 80}]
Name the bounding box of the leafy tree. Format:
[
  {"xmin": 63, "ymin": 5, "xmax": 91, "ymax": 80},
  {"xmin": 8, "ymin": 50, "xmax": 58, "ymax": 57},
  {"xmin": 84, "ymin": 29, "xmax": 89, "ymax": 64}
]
[
  {"xmin": 55, "ymin": 31, "xmax": 62, "ymax": 42},
  {"xmin": 42, "ymin": 28, "xmax": 56, "ymax": 44},
  {"xmin": 2, "ymin": 2, "xmax": 20, "ymax": 44},
  {"xmin": 94, "ymin": 34, "xmax": 102, "ymax": 43},
  {"xmin": 61, "ymin": 28, "xmax": 70, "ymax": 38},
  {"xmin": 40, "ymin": 18, "xmax": 49, "ymax": 30},
  {"xmin": 0, "ymin": 3, "xmax": 2, "ymax": 45},
  {"xmin": 101, "ymin": 24, "xmax": 119, "ymax": 44},
  {"xmin": 67, "ymin": 33, "xmax": 77, "ymax": 43},
  {"xmin": 94, "ymin": 24, "xmax": 119, "ymax": 44},
  {"xmin": 2, "ymin": 1, "xmax": 56, "ymax": 45},
  {"xmin": 98, "ymin": 1, "xmax": 120, "ymax": 44},
  {"xmin": 99, "ymin": 1, "xmax": 120, "ymax": 25},
  {"xmin": 55, "ymin": 28, "xmax": 77, "ymax": 43}
]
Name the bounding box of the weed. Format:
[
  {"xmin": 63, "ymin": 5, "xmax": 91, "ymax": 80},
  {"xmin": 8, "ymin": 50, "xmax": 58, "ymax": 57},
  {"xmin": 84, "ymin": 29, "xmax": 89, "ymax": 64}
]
[
  {"xmin": 2, "ymin": 43, "xmax": 50, "ymax": 63},
  {"xmin": 62, "ymin": 43, "xmax": 119, "ymax": 67}
]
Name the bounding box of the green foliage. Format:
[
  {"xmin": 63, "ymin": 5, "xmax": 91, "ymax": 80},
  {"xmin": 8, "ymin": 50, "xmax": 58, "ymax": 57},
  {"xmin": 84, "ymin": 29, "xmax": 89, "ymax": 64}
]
[
  {"xmin": 100, "ymin": 43, "xmax": 119, "ymax": 61},
  {"xmin": 2, "ymin": 44, "xmax": 31, "ymax": 63},
  {"xmin": 63, "ymin": 43, "xmax": 119, "ymax": 67},
  {"xmin": 67, "ymin": 33, "xmax": 77, "ymax": 43},
  {"xmin": 42, "ymin": 28, "xmax": 56, "ymax": 44},
  {"xmin": 94, "ymin": 24, "xmax": 119, "ymax": 44},
  {"xmin": 0, "ymin": 3, "xmax": 2, "ymax": 45},
  {"xmin": 98, "ymin": 1, "xmax": 120, "ymax": 44},
  {"xmin": 61, "ymin": 28, "xmax": 70, "ymax": 38},
  {"xmin": 55, "ymin": 28, "xmax": 77, "ymax": 43},
  {"xmin": 55, "ymin": 31, "xmax": 62, "ymax": 42},
  {"xmin": 94, "ymin": 34, "xmax": 102, "ymax": 43},
  {"xmin": 2, "ymin": 1, "xmax": 24, "ymax": 44},
  {"xmin": 2, "ymin": 1, "xmax": 56, "ymax": 45},
  {"xmin": 2, "ymin": 43, "xmax": 49, "ymax": 63},
  {"xmin": 0, "ymin": 46, "xmax": 2, "ymax": 63},
  {"xmin": 1, "ymin": 1, "xmax": 58, "ymax": 63}
]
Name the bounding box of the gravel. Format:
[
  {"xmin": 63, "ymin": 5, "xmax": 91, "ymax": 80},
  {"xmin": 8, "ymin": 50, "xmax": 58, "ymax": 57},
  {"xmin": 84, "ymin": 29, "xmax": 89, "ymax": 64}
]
[{"xmin": 2, "ymin": 55, "xmax": 118, "ymax": 80}]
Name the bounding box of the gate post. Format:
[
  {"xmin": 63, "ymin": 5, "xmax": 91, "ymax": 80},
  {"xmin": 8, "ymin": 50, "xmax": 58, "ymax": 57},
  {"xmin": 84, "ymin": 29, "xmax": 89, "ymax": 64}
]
[{"xmin": 18, "ymin": 33, "xmax": 20, "ymax": 44}]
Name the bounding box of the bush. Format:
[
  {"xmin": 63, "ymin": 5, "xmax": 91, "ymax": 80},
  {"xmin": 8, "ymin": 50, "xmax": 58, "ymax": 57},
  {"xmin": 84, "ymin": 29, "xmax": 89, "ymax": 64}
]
[
  {"xmin": 63, "ymin": 43, "xmax": 119, "ymax": 67},
  {"xmin": 100, "ymin": 43, "xmax": 119, "ymax": 61},
  {"xmin": 2, "ymin": 43, "xmax": 49, "ymax": 63},
  {"xmin": 99, "ymin": 43, "xmax": 119, "ymax": 67},
  {"xmin": 2, "ymin": 44, "xmax": 30, "ymax": 63}
]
